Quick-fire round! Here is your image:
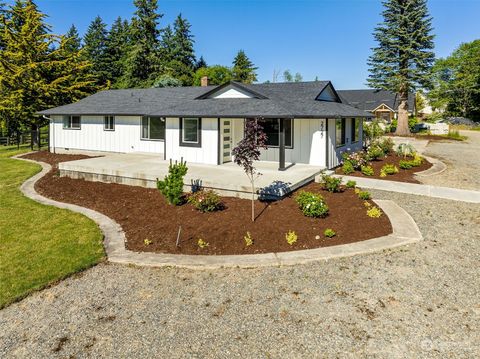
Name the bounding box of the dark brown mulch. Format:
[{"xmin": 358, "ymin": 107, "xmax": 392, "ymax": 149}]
[
  {"xmin": 335, "ymin": 153, "xmax": 432, "ymax": 183},
  {"xmin": 21, "ymin": 151, "xmax": 94, "ymax": 168},
  {"xmin": 386, "ymin": 134, "xmax": 451, "ymax": 141},
  {"xmin": 22, "ymin": 151, "xmax": 393, "ymax": 256}
]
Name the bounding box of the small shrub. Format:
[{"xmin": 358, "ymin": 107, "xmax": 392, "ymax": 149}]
[
  {"xmin": 324, "ymin": 228, "xmax": 336, "ymax": 238},
  {"xmin": 354, "ymin": 188, "xmax": 361, "ymax": 194},
  {"xmin": 363, "ymin": 201, "xmax": 371, "ymax": 207},
  {"xmin": 295, "ymin": 191, "xmax": 329, "ymax": 218},
  {"xmin": 346, "ymin": 180, "xmax": 357, "ymax": 189},
  {"xmin": 157, "ymin": 158, "xmax": 188, "ymax": 205},
  {"xmin": 358, "ymin": 191, "xmax": 371, "ymax": 200},
  {"xmin": 197, "ymin": 239, "xmax": 209, "ymax": 248},
  {"xmin": 144, "ymin": 239, "xmax": 152, "ymax": 246},
  {"xmin": 244, "ymin": 232, "xmax": 253, "ymax": 247},
  {"xmin": 399, "ymin": 155, "xmax": 423, "ymax": 170},
  {"xmin": 396, "ymin": 143, "xmax": 416, "ymax": 158},
  {"xmin": 342, "ymin": 161, "xmax": 354, "ymax": 175},
  {"xmin": 285, "ymin": 230, "xmax": 298, "ymax": 245},
  {"xmin": 411, "ymin": 154, "xmax": 423, "ymax": 166},
  {"xmin": 361, "ymin": 165, "xmax": 374, "ymax": 176},
  {"xmin": 367, "ymin": 206, "xmax": 383, "ymax": 218},
  {"xmin": 363, "ymin": 120, "xmax": 384, "ymax": 147},
  {"xmin": 380, "ymin": 164, "xmax": 399, "ymax": 177},
  {"xmin": 187, "ymin": 189, "xmax": 222, "ymax": 212},
  {"xmin": 342, "ymin": 151, "xmax": 368, "ymax": 170},
  {"xmin": 367, "ymin": 145, "xmax": 384, "ymax": 160},
  {"xmin": 399, "ymin": 160, "xmax": 414, "ymax": 170},
  {"xmin": 376, "ymin": 137, "xmax": 395, "ymax": 155},
  {"xmin": 322, "ymin": 174, "xmax": 342, "ymax": 193}
]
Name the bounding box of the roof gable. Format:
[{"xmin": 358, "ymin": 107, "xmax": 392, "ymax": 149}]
[
  {"xmin": 315, "ymin": 82, "xmax": 341, "ymax": 102},
  {"xmin": 196, "ymin": 82, "xmax": 268, "ymax": 100}
]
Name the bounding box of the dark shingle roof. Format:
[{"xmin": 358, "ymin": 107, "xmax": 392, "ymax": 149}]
[
  {"xmin": 39, "ymin": 81, "xmax": 368, "ymax": 118},
  {"xmin": 337, "ymin": 89, "xmax": 415, "ymax": 113}
]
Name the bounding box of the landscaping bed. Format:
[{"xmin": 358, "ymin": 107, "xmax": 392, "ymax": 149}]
[
  {"xmin": 22, "ymin": 151, "xmax": 393, "ymax": 256},
  {"xmin": 335, "ymin": 153, "xmax": 432, "ymax": 183}
]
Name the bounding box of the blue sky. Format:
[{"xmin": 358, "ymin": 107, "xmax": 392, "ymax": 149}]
[{"xmin": 7, "ymin": 0, "xmax": 480, "ymax": 88}]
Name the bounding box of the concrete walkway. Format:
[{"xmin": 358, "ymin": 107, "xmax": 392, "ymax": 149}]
[
  {"xmin": 334, "ymin": 175, "xmax": 480, "ymax": 203},
  {"xmin": 17, "ymin": 157, "xmax": 422, "ymax": 269}
]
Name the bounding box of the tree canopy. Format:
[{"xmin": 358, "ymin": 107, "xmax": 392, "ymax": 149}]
[
  {"xmin": 232, "ymin": 50, "xmax": 257, "ymax": 83},
  {"xmin": 193, "ymin": 65, "xmax": 232, "ymax": 86}
]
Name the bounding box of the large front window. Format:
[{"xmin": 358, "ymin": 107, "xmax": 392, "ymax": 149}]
[
  {"xmin": 180, "ymin": 117, "xmax": 201, "ymax": 147},
  {"xmin": 141, "ymin": 116, "xmax": 165, "ymax": 140},
  {"xmin": 336, "ymin": 118, "xmax": 346, "ymax": 147},
  {"xmin": 258, "ymin": 119, "xmax": 293, "ymax": 148}
]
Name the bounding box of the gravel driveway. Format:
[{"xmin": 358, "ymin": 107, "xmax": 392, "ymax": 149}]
[
  {"xmin": 419, "ymin": 130, "xmax": 480, "ymax": 190},
  {"xmin": 1, "ymin": 191, "xmax": 479, "ymax": 358}
]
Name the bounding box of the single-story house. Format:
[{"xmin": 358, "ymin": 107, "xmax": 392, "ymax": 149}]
[
  {"xmin": 39, "ymin": 80, "xmax": 367, "ymax": 170},
  {"xmin": 338, "ymin": 89, "xmax": 415, "ymax": 122}
]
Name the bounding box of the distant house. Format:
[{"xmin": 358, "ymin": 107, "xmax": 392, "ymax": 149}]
[
  {"xmin": 338, "ymin": 89, "xmax": 415, "ymax": 122},
  {"xmin": 39, "ymin": 80, "xmax": 367, "ymax": 170}
]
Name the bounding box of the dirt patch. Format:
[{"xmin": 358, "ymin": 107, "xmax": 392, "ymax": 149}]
[
  {"xmin": 22, "ymin": 151, "xmax": 393, "ymax": 256},
  {"xmin": 21, "ymin": 151, "xmax": 94, "ymax": 167},
  {"xmin": 335, "ymin": 153, "xmax": 432, "ymax": 183},
  {"xmin": 386, "ymin": 134, "xmax": 454, "ymax": 142}
]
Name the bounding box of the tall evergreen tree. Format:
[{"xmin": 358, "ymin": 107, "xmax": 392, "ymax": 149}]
[
  {"xmin": 232, "ymin": 50, "xmax": 257, "ymax": 83},
  {"xmin": 0, "ymin": 2, "xmax": 8, "ymax": 50},
  {"xmin": 124, "ymin": 0, "xmax": 162, "ymax": 87},
  {"xmin": 0, "ymin": 0, "xmax": 99, "ymax": 134},
  {"xmin": 107, "ymin": 17, "xmax": 131, "ymax": 87},
  {"xmin": 160, "ymin": 24, "xmax": 175, "ymax": 63},
  {"xmin": 167, "ymin": 14, "xmax": 196, "ymax": 85},
  {"xmin": 83, "ymin": 15, "xmax": 110, "ymax": 86},
  {"xmin": 367, "ymin": 0, "xmax": 435, "ymax": 135},
  {"xmin": 195, "ymin": 55, "xmax": 207, "ymax": 70},
  {"xmin": 64, "ymin": 24, "xmax": 81, "ymax": 54}
]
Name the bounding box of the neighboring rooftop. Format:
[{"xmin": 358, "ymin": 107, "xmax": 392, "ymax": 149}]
[
  {"xmin": 337, "ymin": 89, "xmax": 415, "ymax": 113},
  {"xmin": 39, "ymin": 81, "xmax": 368, "ymax": 119}
]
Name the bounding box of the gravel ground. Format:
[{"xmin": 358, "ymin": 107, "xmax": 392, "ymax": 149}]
[
  {"xmin": 1, "ymin": 191, "xmax": 479, "ymax": 358},
  {"xmin": 419, "ymin": 130, "xmax": 480, "ymax": 190}
]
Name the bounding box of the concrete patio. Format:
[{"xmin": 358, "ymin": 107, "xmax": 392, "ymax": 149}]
[{"xmin": 58, "ymin": 152, "xmax": 323, "ymax": 199}]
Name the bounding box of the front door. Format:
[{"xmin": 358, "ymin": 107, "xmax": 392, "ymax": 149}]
[{"xmin": 221, "ymin": 119, "xmax": 232, "ymax": 163}]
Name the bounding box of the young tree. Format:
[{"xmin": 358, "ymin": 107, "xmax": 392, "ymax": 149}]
[
  {"xmin": 232, "ymin": 119, "xmax": 268, "ymax": 222},
  {"xmin": 429, "ymin": 40, "xmax": 480, "ymax": 119},
  {"xmin": 232, "ymin": 50, "xmax": 257, "ymax": 83},
  {"xmin": 283, "ymin": 69, "xmax": 293, "ymax": 82},
  {"xmin": 367, "ymin": 0, "xmax": 435, "ymax": 135},
  {"xmin": 64, "ymin": 24, "xmax": 81, "ymax": 54},
  {"xmin": 193, "ymin": 65, "xmax": 232, "ymax": 86},
  {"xmin": 124, "ymin": 0, "xmax": 162, "ymax": 87},
  {"xmin": 83, "ymin": 16, "xmax": 110, "ymax": 86},
  {"xmin": 294, "ymin": 72, "xmax": 303, "ymax": 82},
  {"xmin": 107, "ymin": 17, "xmax": 131, "ymax": 87}
]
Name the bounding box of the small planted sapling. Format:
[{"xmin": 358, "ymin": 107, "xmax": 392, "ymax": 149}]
[{"xmin": 157, "ymin": 158, "xmax": 188, "ymax": 205}]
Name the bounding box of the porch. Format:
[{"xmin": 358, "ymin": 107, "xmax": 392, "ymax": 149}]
[{"xmin": 58, "ymin": 152, "xmax": 324, "ymax": 199}]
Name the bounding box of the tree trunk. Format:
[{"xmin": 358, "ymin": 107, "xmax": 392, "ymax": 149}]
[
  {"xmin": 251, "ymin": 181, "xmax": 255, "ymax": 222},
  {"xmin": 395, "ymin": 91, "xmax": 410, "ymax": 136}
]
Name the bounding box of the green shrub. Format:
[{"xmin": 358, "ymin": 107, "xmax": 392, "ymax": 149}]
[
  {"xmin": 367, "ymin": 206, "xmax": 383, "ymax": 218},
  {"xmin": 376, "ymin": 137, "xmax": 395, "ymax": 155},
  {"xmin": 342, "ymin": 151, "xmax": 368, "ymax": 170},
  {"xmin": 295, "ymin": 191, "xmax": 329, "ymax": 218},
  {"xmin": 363, "ymin": 120, "xmax": 384, "ymax": 147},
  {"xmin": 187, "ymin": 189, "xmax": 223, "ymax": 212},
  {"xmin": 399, "ymin": 160, "xmax": 413, "ymax": 169},
  {"xmin": 324, "ymin": 228, "xmax": 336, "ymax": 238},
  {"xmin": 361, "ymin": 165, "xmax": 374, "ymax": 176},
  {"xmin": 380, "ymin": 164, "xmax": 399, "ymax": 177},
  {"xmin": 367, "ymin": 145, "xmax": 384, "ymax": 160},
  {"xmin": 285, "ymin": 230, "xmax": 298, "ymax": 245},
  {"xmin": 342, "ymin": 161, "xmax": 355, "ymax": 175},
  {"xmin": 358, "ymin": 191, "xmax": 371, "ymax": 200},
  {"xmin": 321, "ymin": 174, "xmax": 342, "ymax": 193},
  {"xmin": 411, "ymin": 154, "xmax": 423, "ymax": 166},
  {"xmin": 157, "ymin": 158, "xmax": 188, "ymax": 205},
  {"xmin": 346, "ymin": 180, "xmax": 357, "ymax": 189}
]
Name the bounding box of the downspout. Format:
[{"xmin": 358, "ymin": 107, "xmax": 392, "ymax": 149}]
[{"xmin": 42, "ymin": 115, "xmax": 55, "ymax": 154}]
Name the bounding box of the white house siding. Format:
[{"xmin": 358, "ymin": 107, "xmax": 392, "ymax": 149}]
[
  {"xmin": 164, "ymin": 117, "xmax": 218, "ymax": 165},
  {"xmin": 258, "ymin": 119, "xmax": 328, "ymax": 167},
  {"xmin": 49, "ymin": 115, "xmax": 164, "ymax": 154},
  {"xmin": 327, "ymin": 118, "xmax": 364, "ymax": 168}
]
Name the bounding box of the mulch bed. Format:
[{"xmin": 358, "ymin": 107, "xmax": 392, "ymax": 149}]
[
  {"xmin": 386, "ymin": 134, "xmax": 453, "ymax": 141},
  {"xmin": 21, "ymin": 151, "xmax": 94, "ymax": 167},
  {"xmin": 20, "ymin": 151, "xmax": 393, "ymax": 256},
  {"xmin": 335, "ymin": 153, "xmax": 432, "ymax": 183}
]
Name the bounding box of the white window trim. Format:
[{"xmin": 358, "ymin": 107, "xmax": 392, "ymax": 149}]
[
  {"xmin": 182, "ymin": 118, "xmax": 200, "ymax": 144},
  {"xmin": 104, "ymin": 115, "xmax": 115, "ymax": 131}
]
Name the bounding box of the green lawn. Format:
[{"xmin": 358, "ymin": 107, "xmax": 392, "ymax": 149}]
[{"xmin": 0, "ymin": 147, "xmax": 104, "ymax": 308}]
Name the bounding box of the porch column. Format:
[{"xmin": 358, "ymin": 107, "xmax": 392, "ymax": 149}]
[{"xmin": 278, "ymin": 118, "xmax": 286, "ymax": 171}]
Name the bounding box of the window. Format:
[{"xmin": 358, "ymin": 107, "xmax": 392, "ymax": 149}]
[
  {"xmin": 141, "ymin": 116, "xmax": 165, "ymax": 140},
  {"xmin": 63, "ymin": 115, "xmax": 81, "ymax": 129},
  {"xmin": 257, "ymin": 119, "xmax": 293, "ymax": 148},
  {"xmin": 104, "ymin": 116, "xmax": 115, "ymax": 131},
  {"xmin": 351, "ymin": 118, "xmax": 360, "ymax": 143},
  {"xmin": 335, "ymin": 118, "xmax": 346, "ymax": 147},
  {"xmin": 180, "ymin": 117, "xmax": 201, "ymax": 147}
]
